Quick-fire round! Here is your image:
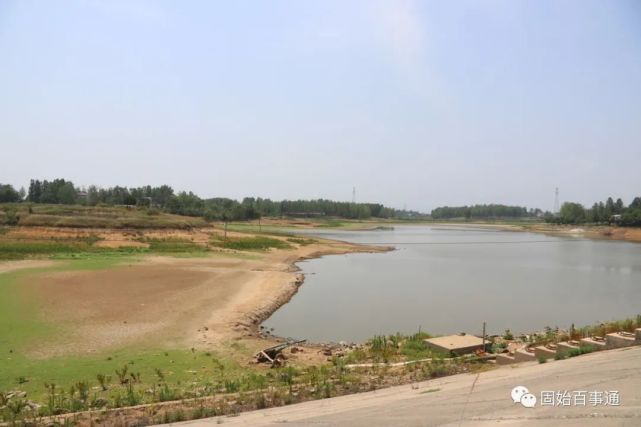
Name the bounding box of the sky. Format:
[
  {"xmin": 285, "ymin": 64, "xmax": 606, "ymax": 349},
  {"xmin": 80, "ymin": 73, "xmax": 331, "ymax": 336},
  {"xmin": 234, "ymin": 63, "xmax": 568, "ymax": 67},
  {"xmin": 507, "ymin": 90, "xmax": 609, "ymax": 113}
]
[{"xmin": 1, "ymin": 0, "xmax": 640, "ymax": 212}]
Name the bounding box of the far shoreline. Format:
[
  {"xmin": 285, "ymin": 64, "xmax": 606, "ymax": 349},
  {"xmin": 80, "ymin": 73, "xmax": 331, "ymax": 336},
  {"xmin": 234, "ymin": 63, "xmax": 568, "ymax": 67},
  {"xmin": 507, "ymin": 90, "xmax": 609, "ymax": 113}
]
[{"xmin": 300, "ymin": 219, "xmax": 641, "ymax": 244}]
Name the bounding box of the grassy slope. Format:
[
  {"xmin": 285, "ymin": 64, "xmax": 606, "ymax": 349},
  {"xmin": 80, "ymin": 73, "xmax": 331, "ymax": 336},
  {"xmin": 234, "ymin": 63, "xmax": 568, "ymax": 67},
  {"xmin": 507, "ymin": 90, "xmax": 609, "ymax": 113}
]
[{"xmin": 0, "ymin": 203, "xmax": 207, "ymax": 229}]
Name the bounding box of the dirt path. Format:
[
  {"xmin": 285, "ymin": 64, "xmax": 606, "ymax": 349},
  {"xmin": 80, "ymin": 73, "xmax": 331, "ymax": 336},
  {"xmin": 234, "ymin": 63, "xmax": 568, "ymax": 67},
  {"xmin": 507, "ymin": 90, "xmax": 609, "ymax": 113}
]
[
  {"xmin": 0, "ymin": 259, "xmax": 55, "ymax": 274},
  {"xmin": 18, "ymin": 239, "xmax": 387, "ymax": 358}
]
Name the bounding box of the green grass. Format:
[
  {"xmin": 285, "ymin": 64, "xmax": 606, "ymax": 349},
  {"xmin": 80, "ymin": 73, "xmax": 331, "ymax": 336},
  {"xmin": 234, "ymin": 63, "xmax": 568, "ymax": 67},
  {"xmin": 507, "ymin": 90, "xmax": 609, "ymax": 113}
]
[
  {"xmin": 0, "ymin": 241, "xmax": 89, "ymax": 260},
  {"xmin": 144, "ymin": 238, "xmax": 208, "ymax": 253},
  {"xmin": 0, "ymin": 346, "xmax": 245, "ymax": 405},
  {"xmin": 0, "ymin": 237, "xmax": 215, "ymax": 260},
  {"xmin": 0, "ymin": 270, "xmax": 56, "ymax": 353},
  {"xmin": 211, "ymin": 236, "xmax": 291, "ymax": 251},
  {"xmin": 400, "ymin": 332, "xmax": 434, "ymax": 360},
  {"xmin": 0, "ymin": 241, "xmax": 148, "ymax": 260}
]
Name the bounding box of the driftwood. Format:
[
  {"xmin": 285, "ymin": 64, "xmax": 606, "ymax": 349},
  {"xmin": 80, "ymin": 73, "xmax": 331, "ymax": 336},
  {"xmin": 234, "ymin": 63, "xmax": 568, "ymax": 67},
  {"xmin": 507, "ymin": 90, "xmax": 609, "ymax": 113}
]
[{"xmin": 256, "ymin": 339, "xmax": 306, "ymax": 365}]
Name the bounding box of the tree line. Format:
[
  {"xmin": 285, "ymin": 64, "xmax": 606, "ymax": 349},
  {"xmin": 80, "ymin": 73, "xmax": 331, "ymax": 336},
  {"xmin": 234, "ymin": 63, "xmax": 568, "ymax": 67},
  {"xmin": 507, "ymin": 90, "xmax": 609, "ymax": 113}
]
[
  {"xmin": 555, "ymin": 197, "xmax": 641, "ymax": 226},
  {"xmin": 430, "ymin": 204, "xmax": 543, "ymax": 220},
  {"xmin": 0, "ymin": 179, "xmax": 419, "ymax": 221}
]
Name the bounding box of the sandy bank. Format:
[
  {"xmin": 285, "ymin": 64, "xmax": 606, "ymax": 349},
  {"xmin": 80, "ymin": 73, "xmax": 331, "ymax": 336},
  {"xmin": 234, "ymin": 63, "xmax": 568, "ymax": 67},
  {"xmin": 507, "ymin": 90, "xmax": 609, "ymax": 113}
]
[{"xmin": 524, "ymin": 223, "xmax": 641, "ymax": 243}]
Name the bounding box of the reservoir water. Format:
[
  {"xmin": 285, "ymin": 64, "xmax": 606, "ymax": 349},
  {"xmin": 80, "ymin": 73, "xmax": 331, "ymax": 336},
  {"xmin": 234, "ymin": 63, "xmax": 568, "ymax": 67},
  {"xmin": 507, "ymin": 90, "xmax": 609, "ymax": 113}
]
[{"xmin": 263, "ymin": 226, "xmax": 641, "ymax": 343}]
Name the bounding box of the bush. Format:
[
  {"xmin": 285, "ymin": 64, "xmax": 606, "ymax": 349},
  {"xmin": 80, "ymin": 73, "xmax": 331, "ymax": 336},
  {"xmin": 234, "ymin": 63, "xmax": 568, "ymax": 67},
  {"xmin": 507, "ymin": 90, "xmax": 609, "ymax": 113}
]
[{"xmin": 401, "ymin": 333, "xmax": 433, "ymax": 360}]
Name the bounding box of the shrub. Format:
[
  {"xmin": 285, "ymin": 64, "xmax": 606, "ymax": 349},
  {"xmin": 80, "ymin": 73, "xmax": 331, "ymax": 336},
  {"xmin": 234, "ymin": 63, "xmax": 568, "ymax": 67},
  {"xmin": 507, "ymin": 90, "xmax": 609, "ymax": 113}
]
[
  {"xmin": 401, "ymin": 334, "xmax": 433, "ymax": 360},
  {"xmin": 96, "ymin": 373, "xmax": 110, "ymax": 391}
]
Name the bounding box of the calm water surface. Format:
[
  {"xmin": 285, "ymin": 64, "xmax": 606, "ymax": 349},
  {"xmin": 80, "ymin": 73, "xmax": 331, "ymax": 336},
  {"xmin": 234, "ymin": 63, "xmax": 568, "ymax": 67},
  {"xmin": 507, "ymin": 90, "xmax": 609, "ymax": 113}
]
[{"xmin": 264, "ymin": 226, "xmax": 641, "ymax": 342}]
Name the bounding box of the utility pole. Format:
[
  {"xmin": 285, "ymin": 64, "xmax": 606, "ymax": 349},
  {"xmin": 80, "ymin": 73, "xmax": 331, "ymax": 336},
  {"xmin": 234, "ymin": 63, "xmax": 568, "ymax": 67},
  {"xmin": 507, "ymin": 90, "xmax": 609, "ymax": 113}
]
[
  {"xmin": 554, "ymin": 187, "xmax": 560, "ymax": 215},
  {"xmin": 482, "ymin": 321, "xmax": 486, "ymax": 352}
]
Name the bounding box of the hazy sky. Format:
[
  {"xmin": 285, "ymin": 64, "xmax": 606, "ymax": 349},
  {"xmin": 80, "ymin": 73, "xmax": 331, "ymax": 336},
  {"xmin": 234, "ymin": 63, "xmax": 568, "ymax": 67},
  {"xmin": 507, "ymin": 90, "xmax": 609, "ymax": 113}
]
[{"xmin": 1, "ymin": 0, "xmax": 640, "ymax": 212}]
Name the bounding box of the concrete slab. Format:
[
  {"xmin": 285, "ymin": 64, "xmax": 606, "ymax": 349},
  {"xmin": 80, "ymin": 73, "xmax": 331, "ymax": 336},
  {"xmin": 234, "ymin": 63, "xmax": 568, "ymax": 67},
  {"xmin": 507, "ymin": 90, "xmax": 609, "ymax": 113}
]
[
  {"xmin": 495, "ymin": 353, "xmax": 515, "ymax": 365},
  {"xmin": 606, "ymin": 332, "xmax": 636, "ymax": 349},
  {"xmin": 514, "ymin": 348, "xmax": 536, "ymax": 362},
  {"xmin": 534, "ymin": 345, "xmax": 556, "ymax": 360},
  {"xmin": 424, "ymin": 334, "xmax": 486, "ymax": 355},
  {"xmin": 580, "ymin": 337, "xmax": 606, "ymax": 350},
  {"xmin": 556, "ymin": 341, "xmax": 580, "ymax": 355}
]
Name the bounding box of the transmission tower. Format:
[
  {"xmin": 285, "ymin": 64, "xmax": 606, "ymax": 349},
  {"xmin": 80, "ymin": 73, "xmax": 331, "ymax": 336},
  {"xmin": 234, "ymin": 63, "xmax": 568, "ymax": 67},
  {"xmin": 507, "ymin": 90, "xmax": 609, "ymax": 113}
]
[
  {"xmin": 554, "ymin": 187, "xmax": 560, "ymax": 215},
  {"xmin": 352, "ymin": 187, "xmax": 356, "ymax": 204}
]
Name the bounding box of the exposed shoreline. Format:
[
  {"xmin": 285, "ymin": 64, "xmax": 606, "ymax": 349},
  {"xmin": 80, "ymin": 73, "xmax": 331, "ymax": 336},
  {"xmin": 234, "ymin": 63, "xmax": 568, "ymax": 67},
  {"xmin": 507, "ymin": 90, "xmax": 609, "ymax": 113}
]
[{"xmin": 234, "ymin": 239, "xmax": 393, "ymax": 345}]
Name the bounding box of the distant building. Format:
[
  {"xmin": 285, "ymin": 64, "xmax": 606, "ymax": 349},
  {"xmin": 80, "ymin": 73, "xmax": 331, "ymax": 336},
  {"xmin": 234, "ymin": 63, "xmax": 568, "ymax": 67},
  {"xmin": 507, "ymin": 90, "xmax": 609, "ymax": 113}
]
[{"xmin": 610, "ymin": 214, "xmax": 622, "ymax": 224}]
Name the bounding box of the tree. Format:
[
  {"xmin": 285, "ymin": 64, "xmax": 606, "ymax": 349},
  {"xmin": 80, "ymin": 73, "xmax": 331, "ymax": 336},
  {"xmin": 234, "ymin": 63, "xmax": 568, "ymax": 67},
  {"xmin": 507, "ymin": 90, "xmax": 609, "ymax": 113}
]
[
  {"xmin": 621, "ymin": 209, "xmax": 641, "ymax": 226},
  {"xmin": 615, "ymin": 198, "xmax": 624, "ymax": 214},
  {"xmin": 57, "ymin": 181, "xmax": 77, "ymax": 204},
  {"xmin": 605, "ymin": 197, "xmax": 615, "ymax": 217},
  {"xmin": 27, "ymin": 179, "xmax": 42, "ymax": 202},
  {"xmin": 0, "ymin": 184, "xmax": 21, "ymax": 203},
  {"xmin": 588, "ymin": 203, "xmax": 600, "ymax": 223},
  {"xmin": 559, "ymin": 202, "xmax": 585, "ymax": 224}
]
